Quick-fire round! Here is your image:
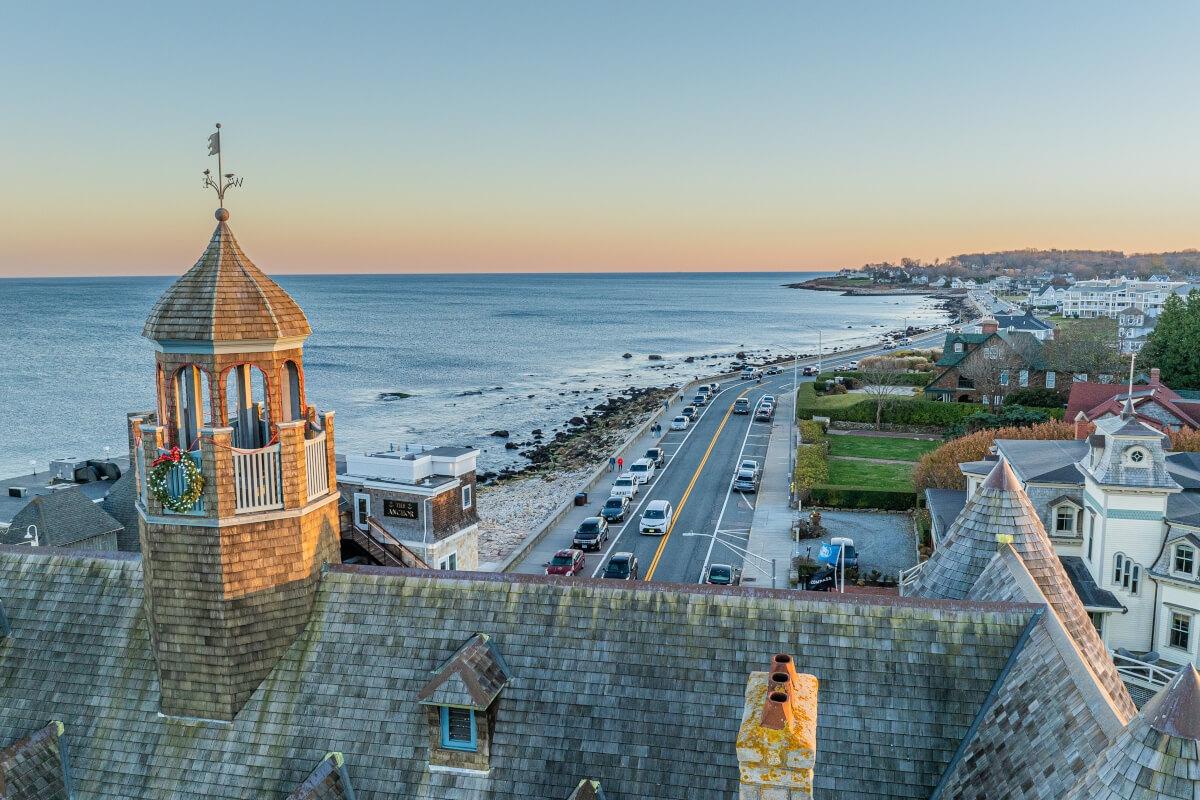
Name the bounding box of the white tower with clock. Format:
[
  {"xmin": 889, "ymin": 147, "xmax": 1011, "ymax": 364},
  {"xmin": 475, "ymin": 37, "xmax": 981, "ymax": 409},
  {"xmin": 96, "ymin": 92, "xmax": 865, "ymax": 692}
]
[{"xmin": 1078, "ymin": 401, "xmax": 1181, "ymax": 651}]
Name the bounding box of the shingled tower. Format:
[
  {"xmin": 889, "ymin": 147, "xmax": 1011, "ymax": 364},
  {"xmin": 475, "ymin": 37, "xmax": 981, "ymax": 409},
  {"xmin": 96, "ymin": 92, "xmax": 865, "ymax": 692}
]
[{"xmin": 129, "ymin": 200, "xmax": 341, "ymax": 721}]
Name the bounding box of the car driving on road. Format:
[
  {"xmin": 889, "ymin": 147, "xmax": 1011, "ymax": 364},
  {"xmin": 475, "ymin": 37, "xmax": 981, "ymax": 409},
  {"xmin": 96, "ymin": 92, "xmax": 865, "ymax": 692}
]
[
  {"xmin": 644, "ymin": 447, "xmax": 665, "ymax": 468},
  {"xmin": 602, "ymin": 552, "xmax": 640, "ymax": 580},
  {"xmin": 705, "ymin": 563, "xmax": 741, "ymax": 585},
  {"xmin": 670, "ymin": 415, "xmax": 689, "ymax": 431},
  {"xmin": 848, "ymin": 360, "xmax": 859, "ymax": 370},
  {"xmin": 639, "ymin": 499, "xmax": 673, "ymax": 535},
  {"xmin": 733, "ymin": 468, "xmax": 759, "ymax": 493},
  {"xmin": 802, "ymin": 365, "xmax": 816, "ymax": 376},
  {"xmin": 761, "ymin": 395, "xmax": 775, "ymax": 406},
  {"xmin": 545, "ymin": 548, "xmax": 585, "ymax": 576},
  {"xmin": 733, "ymin": 398, "xmax": 750, "ymax": 415},
  {"xmin": 572, "ymin": 517, "xmax": 609, "ymax": 551},
  {"xmin": 629, "ymin": 458, "xmax": 655, "ymax": 484},
  {"xmin": 611, "ymin": 474, "xmax": 639, "ymax": 498},
  {"xmin": 765, "ymin": 366, "xmax": 782, "ymax": 375},
  {"xmin": 600, "ymin": 495, "xmax": 629, "ymax": 522}
]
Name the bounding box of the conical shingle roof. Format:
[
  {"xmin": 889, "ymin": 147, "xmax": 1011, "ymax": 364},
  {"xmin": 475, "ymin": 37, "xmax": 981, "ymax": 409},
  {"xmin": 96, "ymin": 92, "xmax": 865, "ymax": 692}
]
[
  {"xmin": 1065, "ymin": 666, "xmax": 1200, "ymax": 799},
  {"xmin": 905, "ymin": 459, "xmax": 1136, "ymax": 718},
  {"xmin": 142, "ymin": 214, "xmax": 310, "ymax": 343}
]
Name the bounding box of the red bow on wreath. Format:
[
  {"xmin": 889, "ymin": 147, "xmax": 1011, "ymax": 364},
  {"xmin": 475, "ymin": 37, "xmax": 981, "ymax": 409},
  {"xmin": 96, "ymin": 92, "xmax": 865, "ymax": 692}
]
[{"xmin": 151, "ymin": 446, "xmax": 183, "ymax": 468}]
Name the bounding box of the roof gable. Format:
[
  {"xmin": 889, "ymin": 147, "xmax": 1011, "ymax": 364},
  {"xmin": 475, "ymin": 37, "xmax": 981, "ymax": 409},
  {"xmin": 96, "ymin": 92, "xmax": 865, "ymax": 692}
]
[
  {"xmin": 284, "ymin": 752, "xmax": 355, "ymax": 800},
  {"xmin": 416, "ymin": 633, "xmax": 512, "ymax": 709},
  {"xmin": 0, "ymin": 721, "xmax": 71, "ymax": 800},
  {"xmin": 3, "ymin": 488, "xmax": 122, "ymax": 547}
]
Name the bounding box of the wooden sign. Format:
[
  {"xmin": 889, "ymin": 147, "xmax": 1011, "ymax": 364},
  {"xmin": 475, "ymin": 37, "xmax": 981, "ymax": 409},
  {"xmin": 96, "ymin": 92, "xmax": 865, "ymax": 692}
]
[{"xmin": 383, "ymin": 499, "xmax": 418, "ymax": 520}]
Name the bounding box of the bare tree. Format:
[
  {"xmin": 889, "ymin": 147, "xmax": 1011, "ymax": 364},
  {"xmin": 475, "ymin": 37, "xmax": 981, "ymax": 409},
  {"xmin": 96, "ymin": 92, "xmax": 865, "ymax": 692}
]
[
  {"xmin": 957, "ymin": 343, "xmax": 1029, "ymax": 407},
  {"xmin": 1042, "ymin": 318, "xmax": 1124, "ymax": 380},
  {"xmin": 857, "ymin": 357, "xmax": 911, "ymax": 429}
]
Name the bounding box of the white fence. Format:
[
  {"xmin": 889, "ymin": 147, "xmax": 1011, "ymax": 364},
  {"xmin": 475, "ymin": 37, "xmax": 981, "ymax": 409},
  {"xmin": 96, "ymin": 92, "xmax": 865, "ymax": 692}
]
[
  {"xmin": 898, "ymin": 562, "xmax": 924, "ymax": 593},
  {"xmin": 305, "ymin": 434, "xmax": 329, "ymax": 502},
  {"xmin": 233, "ymin": 444, "xmax": 284, "ymax": 513},
  {"xmin": 1111, "ymin": 650, "xmax": 1179, "ymax": 691}
]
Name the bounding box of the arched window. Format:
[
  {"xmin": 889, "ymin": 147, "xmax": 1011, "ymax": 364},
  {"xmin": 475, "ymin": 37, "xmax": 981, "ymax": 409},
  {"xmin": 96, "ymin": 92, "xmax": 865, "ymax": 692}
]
[
  {"xmin": 223, "ymin": 364, "xmax": 272, "ymax": 449},
  {"xmin": 1112, "ymin": 553, "xmax": 1142, "ymax": 595}
]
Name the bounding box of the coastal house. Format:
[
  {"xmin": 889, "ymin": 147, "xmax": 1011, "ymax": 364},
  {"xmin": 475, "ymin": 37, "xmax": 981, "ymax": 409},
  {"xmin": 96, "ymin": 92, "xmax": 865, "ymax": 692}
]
[
  {"xmin": 930, "ymin": 275, "xmax": 948, "ymax": 288},
  {"xmin": 1027, "ymin": 284, "xmax": 1065, "ymax": 310},
  {"xmin": 965, "ymin": 310, "xmax": 1055, "ymax": 341},
  {"xmin": 0, "ymin": 486, "xmax": 122, "ymax": 550},
  {"xmin": 947, "ymin": 409, "xmax": 1200, "ymax": 703},
  {"xmin": 1066, "ymin": 368, "xmax": 1200, "ymax": 433},
  {"xmin": 1116, "ymin": 304, "xmax": 1157, "ymax": 353},
  {"xmin": 924, "ymin": 318, "xmax": 1052, "ymax": 404},
  {"xmin": 1061, "ymin": 278, "xmax": 1196, "ymax": 319},
  {"xmin": 337, "ymin": 445, "xmax": 480, "ymax": 570}
]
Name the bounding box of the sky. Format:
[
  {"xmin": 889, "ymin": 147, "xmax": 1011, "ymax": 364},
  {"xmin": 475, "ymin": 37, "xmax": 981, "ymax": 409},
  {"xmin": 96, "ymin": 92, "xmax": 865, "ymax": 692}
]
[{"xmin": 2, "ymin": 1, "xmax": 1200, "ymax": 276}]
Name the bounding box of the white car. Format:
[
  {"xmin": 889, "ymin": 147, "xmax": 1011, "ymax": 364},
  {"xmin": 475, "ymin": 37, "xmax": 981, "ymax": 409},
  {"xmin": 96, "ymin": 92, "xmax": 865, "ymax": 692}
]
[
  {"xmin": 739, "ymin": 459, "xmax": 760, "ymax": 478},
  {"xmin": 628, "ymin": 458, "xmax": 656, "ymax": 484},
  {"xmin": 611, "ymin": 474, "xmax": 639, "ymax": 499},
  {"xmin": 848, "ymin": 361, "xmax": 859, "ymax": 370},
  {"xmin": 761, "ymin": 395, "xmax": 775, "ymax": 406},
  {"xmin": 639, "ymin": 500, "xmax": 673, "ymax": 535},
  {"xmin": 670, "ymin": 415, "xmax": 689, "ymax": 431}
]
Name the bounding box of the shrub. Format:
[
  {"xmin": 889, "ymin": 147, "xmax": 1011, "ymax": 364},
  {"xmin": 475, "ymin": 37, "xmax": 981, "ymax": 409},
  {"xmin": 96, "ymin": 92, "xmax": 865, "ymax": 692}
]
[
  {"xmin": 1003, "ymin": 387, "xmax": 1066, "ymax": 408},
  {"xmin": 808, "ymin": 485, "xmax": 917, "ymax": 510},
  {"xmin": 1169, "ymin": 428, "xmax": 1200, "ymax": 452},
  {"xmin": 815, "ymin": 370, "xmax": 932, "ymax": 387},
  {"xmin": 794, "ymin": 444, "xmax": 829, "ymax": 490},
  {"xmin": 799, "ymin": 419, "xmax": 826, "ymax": 445},
  {"xmin": 912, "ymin": 420, "xmax": 1085, "ymax": 494},
  {"xmin": 960, "ymin": 405, "xmax": 1051, "ymax": 434},
  {"xmin": 829, "ymin": 398, "xmax": 984, "ymax": 426}
]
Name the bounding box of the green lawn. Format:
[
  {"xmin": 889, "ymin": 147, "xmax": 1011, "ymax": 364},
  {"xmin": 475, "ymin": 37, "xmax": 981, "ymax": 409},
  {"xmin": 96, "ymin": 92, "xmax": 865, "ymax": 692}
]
[
  {"xmin": 826, "ymin": 459, "xmax": 914, "ymax": 491},
  {"xmin": 828, "ymin": 435, "xmax": 939, "ymax": 462}
]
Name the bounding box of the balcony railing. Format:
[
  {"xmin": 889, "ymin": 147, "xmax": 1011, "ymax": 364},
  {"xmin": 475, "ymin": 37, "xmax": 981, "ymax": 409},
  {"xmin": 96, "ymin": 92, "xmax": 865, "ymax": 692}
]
[
  {"xmin": 305, "ymin": 433, "xmax": 329, "ymax": 502},
  {"xmin": 898, "ymin": 562, "xmax": 924, "ymax": 593},
  {"xmin": 233, "ymin": 444, "xmax": 284, "ymax": 513},
  {"xmin": 1111, "ymin": 649, "xmax": 1180, "ymax": 691}
]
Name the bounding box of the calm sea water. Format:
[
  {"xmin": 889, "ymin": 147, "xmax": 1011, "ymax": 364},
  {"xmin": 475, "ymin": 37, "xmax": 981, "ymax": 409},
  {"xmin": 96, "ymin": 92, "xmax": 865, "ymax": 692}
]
[{"xmin": 0, "ymin": 272, "xmax": 949, "ymax": 476}]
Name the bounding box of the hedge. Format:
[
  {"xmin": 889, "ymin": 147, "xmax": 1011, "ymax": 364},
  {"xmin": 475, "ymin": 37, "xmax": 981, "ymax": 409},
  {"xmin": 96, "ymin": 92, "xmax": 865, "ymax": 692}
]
[
  {"xmin": 798, "ymin": 419, "xmax": 826, "ymax": 445},
  {"xmin": 794, "ymin": 444, "xmax": 829, "ymax": 489},
  {"xmin": 808, "ymin": 485, "xmax": 917, "ymax": 510},
  {"xmin": 815, "ymin": 370, "xmax": 933, "ymax": 387}
]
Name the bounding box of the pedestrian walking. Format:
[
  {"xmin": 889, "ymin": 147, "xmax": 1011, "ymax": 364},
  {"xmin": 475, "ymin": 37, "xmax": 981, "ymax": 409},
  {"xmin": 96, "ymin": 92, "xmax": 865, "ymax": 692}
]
[
  {"xmin": 609, "ymin": 456, "xmax": 616, "ymax": 472},
  {"xmin": 617, "ymin": 456, "xmax": 624, "ymax": 471}
]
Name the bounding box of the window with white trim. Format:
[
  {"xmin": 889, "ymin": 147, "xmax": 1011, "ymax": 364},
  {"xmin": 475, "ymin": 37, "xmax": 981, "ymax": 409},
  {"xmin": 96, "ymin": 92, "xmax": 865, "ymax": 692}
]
[
  {"xmin": 954, "ymin": 342, "xmax": 963, "ymax": 353},
  {"xmin": 439, "ymin": 552, "xmax": 457, "ymax": 571},
  {"xmin": 999, "ymin": 370, "xmax": 1010, "ymax": 387},
  {"xmin": 1174, "ymin": 544, "xmax": 1195, "ymax": 576},
  {"xmin": 1112, "ymin": 553, "xmax": 1142, "ymax": 594},
  {"xmin": 1085, "ymin": 513, "xmax": 1094, "ymax": 561},
  {"xmin": 461, "ymin": 484, "xmax": 473, "ymax": 509},
  {"xmin": 1019, "ymin": 369, "xmax": 1029, "ymax": 387},
  {"xmin": 1046, "ymin": 371, "xmax": 1056, "ymax": 389},
  {"xmin": 1170, "ymin": 611, "xmax": 1192, "ymax": 651},
  {"xmin": 1054, "ymin": 506, "xmax": 1076, "ymax": 534}
]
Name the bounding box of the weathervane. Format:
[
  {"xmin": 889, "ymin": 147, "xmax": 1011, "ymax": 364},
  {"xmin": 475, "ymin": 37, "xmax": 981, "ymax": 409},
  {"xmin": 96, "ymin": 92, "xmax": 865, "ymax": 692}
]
[{"xmin": 202, "ymin": 123, "xmax": 243, "ymax": 211}]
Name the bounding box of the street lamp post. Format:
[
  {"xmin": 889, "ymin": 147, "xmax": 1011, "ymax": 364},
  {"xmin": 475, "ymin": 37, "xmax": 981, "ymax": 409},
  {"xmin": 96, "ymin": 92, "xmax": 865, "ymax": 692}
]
[{"xmin": 684, "ymin": 531, "xmax": 778, "ymax": 588}]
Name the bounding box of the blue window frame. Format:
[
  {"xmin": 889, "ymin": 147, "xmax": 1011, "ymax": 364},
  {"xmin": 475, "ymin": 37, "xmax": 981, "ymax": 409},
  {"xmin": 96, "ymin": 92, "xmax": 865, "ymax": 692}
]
[{"xmin": 439, "ymin": 706, "xmax": 477, "ymax": 751}]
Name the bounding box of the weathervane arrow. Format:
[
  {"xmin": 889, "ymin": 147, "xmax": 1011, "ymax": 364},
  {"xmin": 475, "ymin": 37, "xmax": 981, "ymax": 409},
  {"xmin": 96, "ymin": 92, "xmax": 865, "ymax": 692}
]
[{"xmin": 202, "ymin": 122, "xmax": 242, "ymax": 209}]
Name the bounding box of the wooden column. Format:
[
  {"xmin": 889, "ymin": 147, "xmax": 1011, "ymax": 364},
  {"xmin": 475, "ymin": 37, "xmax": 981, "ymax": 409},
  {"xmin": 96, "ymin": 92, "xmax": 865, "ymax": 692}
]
[
  {"xmin": 321, "ymin": 411, "xmax": 338, "ymax": 493},
  {"xmin": 277, "ymin": 420, "xmax": 307, "ymax": 510}
]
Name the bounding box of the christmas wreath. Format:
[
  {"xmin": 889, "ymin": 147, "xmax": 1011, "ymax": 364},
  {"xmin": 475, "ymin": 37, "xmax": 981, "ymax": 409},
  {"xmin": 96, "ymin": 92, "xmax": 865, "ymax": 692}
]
[{"xmin": 148, "ymin": 446, "xmax": 205, "ymax": 512}]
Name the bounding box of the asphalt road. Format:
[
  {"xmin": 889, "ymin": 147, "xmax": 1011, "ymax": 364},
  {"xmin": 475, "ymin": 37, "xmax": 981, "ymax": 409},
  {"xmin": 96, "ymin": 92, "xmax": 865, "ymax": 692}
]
[{"xmin": 568, "ymin": 330, "xmax": 948, "ymax": 585}]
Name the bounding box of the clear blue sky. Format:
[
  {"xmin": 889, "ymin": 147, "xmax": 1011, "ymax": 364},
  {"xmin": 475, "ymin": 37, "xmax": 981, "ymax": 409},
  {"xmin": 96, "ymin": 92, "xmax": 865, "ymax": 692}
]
[{"xmin": 3, "ymin": 1, "xmax": 1199, "ymax": 275}]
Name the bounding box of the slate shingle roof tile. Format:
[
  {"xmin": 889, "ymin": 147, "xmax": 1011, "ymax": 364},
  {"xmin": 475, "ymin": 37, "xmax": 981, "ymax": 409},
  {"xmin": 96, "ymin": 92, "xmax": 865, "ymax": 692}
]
[
  {"xmin": 0, "ymin": 548, "xmax": 1038, "ymax": 800},
  {"xmin": 2, "ymin": 487, "xmax": 123, "ymax": 548},
  {"xmin": 0, "ymin": 721, "xmax": 71, "ymax": 800}
]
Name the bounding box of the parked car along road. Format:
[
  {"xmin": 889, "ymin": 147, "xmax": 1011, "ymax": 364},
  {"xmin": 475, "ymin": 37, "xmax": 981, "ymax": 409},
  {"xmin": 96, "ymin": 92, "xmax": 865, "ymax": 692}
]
[
  {"xmin": 705, "ymin": 563, "xmax": 741, "ymax": 585},
  {"xmin": 602, "ymin": 552, "xmax": 640, "ymax": 580},
  {"xmin": 681, "ymin": 406, "xmax": 696, "ymax": 420},
  {"xmin": 611, "ymin": 474, "xmax": 639, "ymax": 498},
  {"xmin": 545, "ymin": 548, "xmax": 586, "ymax": 576},
  {"xmin": 639, "ymin": 499, "xmax": 673, "ymax": 535},
  {"xmin": 572, "ymin": 517, "xmax": 609, "ymax": 551},
  {"xmin": 692, "ymin": 393, "xmax": 707, "ymax": 407},
  {"xmin": 670, "ymin": 415, "xmax": 689, "ymax": 431},
  {"xmin": 629, "ymin": 458, "xmax": 655, "ymax": 484},
  {"xmin": 739, "ymin": 459, "xmax": 759, "ymax": 478},
  {"xmin": 644, "ymin": 447, "xmax": 666, "ymax": 468},
  {"xmin": 733, "ymin": 468, "xmax": 759, "ymax": 493},
  {"xmin": 754, "ymin": 405, "xmax": 773, "ymax": 422},
  {"xmin": 600, "ymin": 495, "xmax": 629, "ymax": 522}
]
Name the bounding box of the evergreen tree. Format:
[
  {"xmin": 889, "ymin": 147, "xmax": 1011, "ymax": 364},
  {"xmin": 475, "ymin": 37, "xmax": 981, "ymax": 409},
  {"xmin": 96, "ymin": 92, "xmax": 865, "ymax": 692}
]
[{"xmin": 1141, "ymin": 290, "xmax": 1200, "ymax": 388}]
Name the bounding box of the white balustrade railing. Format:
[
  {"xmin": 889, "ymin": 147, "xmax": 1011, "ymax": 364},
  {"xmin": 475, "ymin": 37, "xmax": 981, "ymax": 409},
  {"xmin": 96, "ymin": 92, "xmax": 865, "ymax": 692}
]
[
  {"xmin": 1111, "ymin": 650, "xmax": 1179, "ymax": 690},
  {"xmin": 898, "ymin": 562, "xmax": 924, "ymax": 593},
  {"xmin": 305, "ymin": 434, "xmax": 329, "ymax": 502},
  {"xmin": 232, "ymin": 444, "xmax": 284, "ymax": 513}
]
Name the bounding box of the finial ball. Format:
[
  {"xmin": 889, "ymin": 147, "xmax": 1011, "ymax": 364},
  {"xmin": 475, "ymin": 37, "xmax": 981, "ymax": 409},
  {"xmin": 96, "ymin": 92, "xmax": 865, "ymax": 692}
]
[{"xmin": 215, "ymin": 208, "xmax": 230, "ymax": 222}]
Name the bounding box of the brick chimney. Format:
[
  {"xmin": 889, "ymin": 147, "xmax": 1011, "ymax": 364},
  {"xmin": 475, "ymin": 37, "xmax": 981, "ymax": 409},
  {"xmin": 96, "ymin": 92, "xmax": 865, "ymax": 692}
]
[
  {"xmin": 1150, "ymin": 367, "xmax": 1161, "ymax": 386},
  {"xmin": 980, "ymin": 317, "xmax": 999, "ymax": 335},
  {"xmin": 736, "ymin": 653, "xmax": 818, "ymax": 800},
  {"xmin": 1074, "ymin": 411, "xmax": 1090, "ymax": 440}
]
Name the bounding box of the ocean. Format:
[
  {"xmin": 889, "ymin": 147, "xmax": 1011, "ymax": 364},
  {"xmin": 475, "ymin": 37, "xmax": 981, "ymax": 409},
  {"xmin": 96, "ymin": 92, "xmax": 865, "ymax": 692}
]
[{"xmin": 0, "ymin": 272, "xmax": 950, "ymax": 476}]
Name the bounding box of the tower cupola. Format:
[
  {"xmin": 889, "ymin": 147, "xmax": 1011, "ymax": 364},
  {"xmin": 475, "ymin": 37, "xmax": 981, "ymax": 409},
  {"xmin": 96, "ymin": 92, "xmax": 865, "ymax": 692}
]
[{"xmin": 128, "ymin": 130, "xmax": 341, "ymax": 721}]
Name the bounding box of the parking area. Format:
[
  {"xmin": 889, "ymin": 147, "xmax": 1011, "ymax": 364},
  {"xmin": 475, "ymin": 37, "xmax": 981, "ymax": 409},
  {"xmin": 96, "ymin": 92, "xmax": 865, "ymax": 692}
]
[{"xmin": 795, "ymin": 510, "xmax": 918, "ymax": 580}]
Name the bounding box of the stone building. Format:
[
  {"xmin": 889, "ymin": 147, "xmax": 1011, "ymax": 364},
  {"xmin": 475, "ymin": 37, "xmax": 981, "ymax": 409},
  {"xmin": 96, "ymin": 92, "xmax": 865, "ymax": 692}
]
[
  {"xmin": 0, "ymin": 199, "xmax": 1198, "ymax": 799},
  {"xmin": 924, "ymin": 320, "xmax": 1053, "ymax": 404},
  {"xmin": 338, "ymin": 445, "xmax": 480, "ymax": 570}
]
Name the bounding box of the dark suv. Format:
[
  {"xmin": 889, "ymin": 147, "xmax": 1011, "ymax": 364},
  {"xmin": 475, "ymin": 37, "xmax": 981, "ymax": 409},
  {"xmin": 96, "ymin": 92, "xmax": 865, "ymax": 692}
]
[
  {"xmin": 572, "ymin": 516, "xmax": 609, "ymax": 551},
  {"xmin": 602, "ymin": 552, "xmax": 640, "ymax": 580},
  {"xmin": 644, "ymin": 447, "xmax": 666, "ymax": 468},
  {"xmin": 733, "ymin": 398, "xmax": 750, "ymax": 415}
]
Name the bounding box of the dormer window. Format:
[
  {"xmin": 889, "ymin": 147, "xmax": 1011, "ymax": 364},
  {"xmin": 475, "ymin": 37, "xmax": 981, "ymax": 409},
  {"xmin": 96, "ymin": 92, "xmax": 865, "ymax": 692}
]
[
  {"xmin": 1055, "ymin": 507, "xmax": 1076, "ymax": 534},
  {"xmin": 954, "ymin": 342, "xmax": 963, "ymax": 353},
  {"xmin": 1174, "ymin": 544, "xmax": 1195, "ymax": 576},
  {"xmin": 417, "ymin": 633, "xmax": 512, "ymax": 774},
  {"xmin": 439, "ymin": 707, "xmax": 477, "ymax": 751}
]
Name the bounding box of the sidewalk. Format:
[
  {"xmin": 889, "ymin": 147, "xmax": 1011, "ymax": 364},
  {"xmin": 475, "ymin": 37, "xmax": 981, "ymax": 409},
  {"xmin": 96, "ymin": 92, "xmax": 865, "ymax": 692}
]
[{"xmin": 744, "ymin": 387, "xmax": 797, "ymax": 587}]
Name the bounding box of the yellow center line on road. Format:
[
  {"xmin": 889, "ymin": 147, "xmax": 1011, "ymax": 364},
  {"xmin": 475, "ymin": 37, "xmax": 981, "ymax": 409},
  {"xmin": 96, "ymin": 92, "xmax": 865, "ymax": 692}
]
[{"xmin": 644, "ymin": 385, "xmax": 754, "ymax": 581}]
